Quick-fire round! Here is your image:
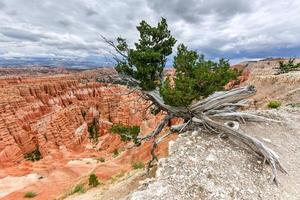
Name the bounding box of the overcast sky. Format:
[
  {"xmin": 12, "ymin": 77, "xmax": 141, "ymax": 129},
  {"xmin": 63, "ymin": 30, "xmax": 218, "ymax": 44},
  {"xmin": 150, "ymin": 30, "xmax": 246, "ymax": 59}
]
[{"xmin": 0, "ymin": 0, "xmax": 300, "ymax": 64}]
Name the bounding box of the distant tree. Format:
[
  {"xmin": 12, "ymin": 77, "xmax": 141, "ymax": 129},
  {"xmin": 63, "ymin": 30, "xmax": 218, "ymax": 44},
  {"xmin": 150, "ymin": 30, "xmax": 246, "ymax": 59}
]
[
  {"xmin": 88, "ymin": 173, "xmax": 100, "ymax": 187},
  {"xmin": 101, "ymin": 18, "xmax": 287, "ymax": 185},
  {"xmin": 88, "ymin": 118, "xmax": 99, "ymax": 142}
]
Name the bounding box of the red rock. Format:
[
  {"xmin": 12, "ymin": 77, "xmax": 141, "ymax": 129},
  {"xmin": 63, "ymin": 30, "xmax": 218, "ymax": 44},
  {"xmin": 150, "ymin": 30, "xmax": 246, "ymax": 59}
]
[{"xmin": 0, "ymin": 68, "xmax": 176, "ymax": 199}]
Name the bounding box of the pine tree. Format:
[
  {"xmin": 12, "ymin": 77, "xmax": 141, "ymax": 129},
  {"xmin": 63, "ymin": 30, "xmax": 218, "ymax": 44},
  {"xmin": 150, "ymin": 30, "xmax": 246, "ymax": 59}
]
[
  {"xmin": 114, "ymin": 18, "xmax": 176, "ymax": 90},
  {"xmin": 160, "ymin": 44, "xmax": 239, "ymax": 106}
]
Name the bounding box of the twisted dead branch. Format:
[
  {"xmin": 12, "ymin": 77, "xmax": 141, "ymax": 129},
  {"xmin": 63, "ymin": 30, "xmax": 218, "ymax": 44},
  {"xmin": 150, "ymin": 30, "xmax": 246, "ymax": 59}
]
[{"xmin": 97, "ymin": 71, "xmax": 286, "ymax": 185}]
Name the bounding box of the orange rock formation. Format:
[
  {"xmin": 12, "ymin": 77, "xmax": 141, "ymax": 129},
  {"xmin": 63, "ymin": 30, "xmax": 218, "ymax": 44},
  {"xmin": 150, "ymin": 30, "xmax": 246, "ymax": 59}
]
[{"xmin": 0, "ymin": 68, "xmax": 176, "ymax": 199}]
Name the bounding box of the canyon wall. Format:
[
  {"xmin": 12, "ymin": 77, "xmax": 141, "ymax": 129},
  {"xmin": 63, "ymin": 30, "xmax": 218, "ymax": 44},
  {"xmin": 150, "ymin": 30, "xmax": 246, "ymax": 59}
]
[
  {"xmin": 0, "ymin": 69, "xmax": 165, "ymax": 167},
  {"xmin": 0, "ymin": 68, "xmax": 179, "ymax": 199}
]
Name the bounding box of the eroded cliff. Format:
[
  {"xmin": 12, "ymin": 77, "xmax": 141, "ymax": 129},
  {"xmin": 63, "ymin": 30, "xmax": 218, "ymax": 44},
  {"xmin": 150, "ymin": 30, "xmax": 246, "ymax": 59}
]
[{"xmin": 0, "ymin": 68, "xmax": 176, "ymax": 199}]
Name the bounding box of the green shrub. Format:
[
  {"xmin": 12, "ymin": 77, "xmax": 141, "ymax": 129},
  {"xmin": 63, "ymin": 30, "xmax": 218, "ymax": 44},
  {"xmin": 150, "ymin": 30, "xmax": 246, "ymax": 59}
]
[
  {"xmin": 24, "ymin": 148, "xmax": 42, "ymax": 162},
  {"xmin": 88, "ymin": 173, "xmax": 100, "ymax": 187},
  {"xmin": 112, "ymin": 149, "xmax": 119, "ymax": 157},
  {"xmin": 96, "ymin": 157, "xmax": 105, "ymax": 162},
  {"xmin": 267, "ymin": 100, "xmax": 281, "ymax": 109},
  {"xmin": 277, "ymin": 58, "xmax": 300, "ymax": 74},
  {"xmin": 109, "ymin": 124, "xmax": 140, "ymax": 145},
  {"xmin": 24, "ymin": 191, "xmax": 37, "ymax": 198},
  {"xmin": 88, "ymin": 119, "xmax": 99, "ymax": 142},
  {"xmin": 71, "ymin": 184, "xmax": 85, "ymax": 194},
  {"xmin": 132, "ymin": 161, "xmax": 145, "ymax": 169}
]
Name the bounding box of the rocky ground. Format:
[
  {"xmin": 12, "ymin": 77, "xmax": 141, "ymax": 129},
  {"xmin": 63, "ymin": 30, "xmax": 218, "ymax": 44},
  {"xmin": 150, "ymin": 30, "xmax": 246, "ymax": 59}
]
[{"xmin": 126, "ymin": 107, "xmax": 300, "ymax": 200}]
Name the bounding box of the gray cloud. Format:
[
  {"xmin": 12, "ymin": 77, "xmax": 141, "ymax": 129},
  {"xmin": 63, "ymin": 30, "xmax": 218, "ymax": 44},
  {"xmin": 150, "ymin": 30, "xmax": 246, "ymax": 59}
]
[
  {"xmin": 0, "ymin": 0, "xmax": 299, "ymax": 61},
  {"xmin": 57, "ymin": 19, "xmax": 73, "ymax": 27},
  {"xmin": 85, "ymin": 8, "xmax": 98, "ymax": 17},
  {"xmin": 0, "ymin": 1, "xmax": 5, "ymax": 9},
  {"xmin": 1, "ymin": 28, "xmax": 42, "ymax": 42},
  {"xmin": 147, "ymin": 0, "xmax": 252, "ymax": 23}
]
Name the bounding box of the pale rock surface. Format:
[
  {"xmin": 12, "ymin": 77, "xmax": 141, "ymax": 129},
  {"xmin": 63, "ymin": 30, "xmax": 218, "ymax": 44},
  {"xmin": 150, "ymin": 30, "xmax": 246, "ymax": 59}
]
[{"xmin": 127, "ymin": 107, "xmax": 300, "ymax": 200}]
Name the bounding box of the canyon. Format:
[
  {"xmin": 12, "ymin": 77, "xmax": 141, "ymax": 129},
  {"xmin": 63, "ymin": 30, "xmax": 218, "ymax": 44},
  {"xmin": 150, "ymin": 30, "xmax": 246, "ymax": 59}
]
[{"xmin": 0, "ymin": 67, "xmax": 177, "ymax": 199}]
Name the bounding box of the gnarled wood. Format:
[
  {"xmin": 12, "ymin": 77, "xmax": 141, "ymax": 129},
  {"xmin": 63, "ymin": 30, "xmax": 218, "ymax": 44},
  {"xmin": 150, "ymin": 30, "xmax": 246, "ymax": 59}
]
[{"xmin": 95, "ymin": 72, "xmax": 286, "ymax": 185}]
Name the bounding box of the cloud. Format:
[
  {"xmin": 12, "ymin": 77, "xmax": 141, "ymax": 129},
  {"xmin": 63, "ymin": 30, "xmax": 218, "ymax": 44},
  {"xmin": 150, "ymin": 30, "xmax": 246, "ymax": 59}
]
[
  {"xmin": 0, "ymin": 0, "xmax": 299, "ymax": 63},
  {"xmin": 85, "ymin": 8, "xmax": 98, "ymax": 17},
  {"xmin": 146, "ymin": 0, "xmax": 252, "ymax": 23},
  {"xmin": 0, "ymin": 1, "xmax": 5, "ymax": 9},
  {"xmin": 0, "ymin": 27, "xmax": 47, "ymax": 42}
]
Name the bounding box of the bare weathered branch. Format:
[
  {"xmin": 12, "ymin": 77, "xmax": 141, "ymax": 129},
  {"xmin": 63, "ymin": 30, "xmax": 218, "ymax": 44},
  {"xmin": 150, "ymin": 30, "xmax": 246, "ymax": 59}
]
[
  {"xmin": 210, "ymin": 112, "xmax": 283, "ymax": 123},
  {"xmin": 100, "ymin": 35, "xmax": 129, "ymax": 59},
  {"xmin": 137, "ymin": 113, "xmax": 174, "ymax": 141},
  {"xmin": 95, "ymin": 72, "xmax": 286, "ymax": 185},
  {"xmin": 190, "ymin": 85, "xmax": 256, "ymax": 112}
]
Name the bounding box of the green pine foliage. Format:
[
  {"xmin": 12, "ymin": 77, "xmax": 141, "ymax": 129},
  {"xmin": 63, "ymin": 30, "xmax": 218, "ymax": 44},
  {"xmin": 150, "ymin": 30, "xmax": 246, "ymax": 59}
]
[
  {"xmin": 160, "ymin": 75, "xmax": 197, "ymax": 107},
  {"xmin": 160, "ymin": 44, "xmax": 239, "ymax": 106},
  {"xmin": 114, "ymin": 18, "xmax": 176, "ymax": 91},
  {"xmin": 113, "ymin": 19, "xmax": 239, "ymax": 107}
]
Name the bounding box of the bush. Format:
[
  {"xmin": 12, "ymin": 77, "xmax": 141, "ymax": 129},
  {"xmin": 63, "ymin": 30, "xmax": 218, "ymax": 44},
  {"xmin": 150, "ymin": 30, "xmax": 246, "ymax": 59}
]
[
  {"xmin": 109, "ymin": 124, "xmax": 140, "ymax": 145},
  {"xmin": 24, "ymin": 148, "xmax": 42, "ymax": 162},
  {"xmin": 71, "ymin": 184, "xmax": 85, "ymax": 194},
  {"xmin": 112, "ymin": 149, "xmax": 119, "ymax": 157},
  {"xmin": 88, "ymin": 119, "xmax": 99, "ymax": 142},
  {"xmin": 89, "ymin": 174, "xmax": 100, "ymax": 187},
  {"xmin": 96, "ymin": 157, "xmax": 105, "ymax": 162},
  {"xmin": 267, "ymin": 100, "xmax": 281, "ymax": 109},
  {"xmin": 277, "ymin": 58, "xmax": 300, "ymax": 74},
  {"xmin": 132, "ymin": 161, "xmax": 145, "ymax": 169},
  {"xmin": 24, "ymin": 191, "xmax": 37, "ymax": 198}
]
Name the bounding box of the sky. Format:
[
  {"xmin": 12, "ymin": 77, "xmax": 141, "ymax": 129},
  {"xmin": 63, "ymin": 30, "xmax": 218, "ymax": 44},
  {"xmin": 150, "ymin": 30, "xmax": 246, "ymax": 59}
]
[{"xmin": 0, "ymin": 0, "xmax": 300, "ymax": 65}]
